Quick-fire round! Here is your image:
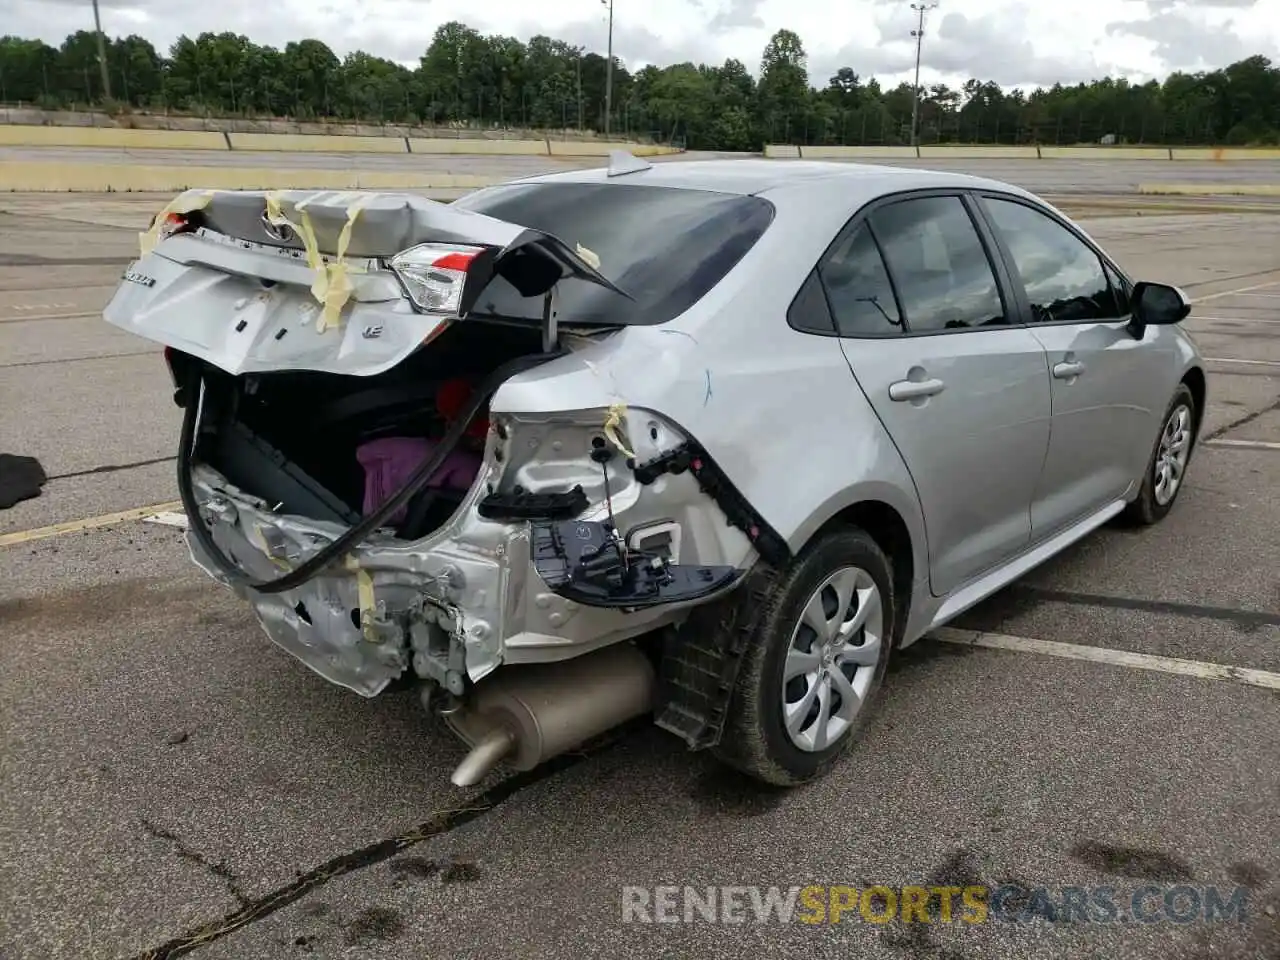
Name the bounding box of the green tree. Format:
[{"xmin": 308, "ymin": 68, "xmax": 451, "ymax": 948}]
[
  {"xmin": 757, "ymin": 28, "xmax": 810, "ymax": 142},
  {"xmin": 1, "ymin": 21, "xmax": 1277, "ymax": 147}
]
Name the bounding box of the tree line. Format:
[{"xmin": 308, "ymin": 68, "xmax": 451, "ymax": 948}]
[{"xmin": 1, "ymin": 23, "xmax": 1278, "ymax": 149}]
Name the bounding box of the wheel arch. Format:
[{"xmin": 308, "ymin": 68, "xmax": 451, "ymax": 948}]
[
  {"xmin": 791, "ymin": 488, "xmax": 926, "ymax": 647},
  {"xmin": 1180, "ymin": 364, "xmax": 1207, "ymax": 438}
]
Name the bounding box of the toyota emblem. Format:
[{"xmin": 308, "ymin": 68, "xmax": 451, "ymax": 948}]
[{"xmin": 261, "ymin": 211, "xmax": 292, "ymax": 242}]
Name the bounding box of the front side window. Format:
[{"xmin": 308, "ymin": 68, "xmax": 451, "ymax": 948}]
[
  {"xmin": 982, "ymin": 197, "xmax": 1126, "ymax": 323},
  {"xmin": 869, "ymin": 196, "xmax": 1008, "ymax": 333},
  {"xmin": 816, "ymin": 222, "xmax": 902, "ymax": 337}
]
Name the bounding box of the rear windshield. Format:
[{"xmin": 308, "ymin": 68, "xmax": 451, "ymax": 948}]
[{"xmin": 451, "ymin": 181, "xmax": 775, "ymax": 326}]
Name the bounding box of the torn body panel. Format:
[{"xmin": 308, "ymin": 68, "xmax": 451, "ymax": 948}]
[{"xmin": 182, "ymin": 393, "xmax": 754, "ymax": 697}]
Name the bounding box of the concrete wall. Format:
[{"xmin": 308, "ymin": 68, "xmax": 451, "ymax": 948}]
[
  {"xmin": 548, "ymin": 140, "xmax": 680, "ymax": 157},
  {"xmin": 1138, "ymin": 182, "xmax": 1280, "ymax": 196},
  {"xmin": 0, "ymin": 161, "xmax": 499, "ymax": 193},
  {"xmin": 1038, "ymin": 146, "xmax": 1171, "ymax": 160},
  {"xmin": 1170, "ymin": 147, "xmax": 1280, "ymax": 161},
  {"xmin": 0, "ymin": 106, "xmax": 640, "ymax": 142},
  {"xmin": 0, "ymin": 124, "xmax": 227, "ymax": 150},
  {"xmin": 409, "ymin": 137, "xmax": 548, "ymax": 156},
  {"xmin": 0, "ymin": 122, "xmax": 681, "ymax": 157},
  {"xmin": 226, "ymin": 132, "xmax": 408, "ymax": 153},
  {"xmin": 765, "ymin": 143, "xmax": 1280, "ymax": 162}
]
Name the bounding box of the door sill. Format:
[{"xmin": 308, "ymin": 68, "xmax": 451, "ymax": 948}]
[{"xmin": 928, "ymin": 498, "xmax": 1127, "ymax": 630}]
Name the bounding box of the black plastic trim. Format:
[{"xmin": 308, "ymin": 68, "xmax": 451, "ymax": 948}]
[
  {"xmin": 630, "ymin": 442, "xmax": 791, "ymax": 567},
  {"xmin": 477, "ymin": 485, "xmax": 589, "ymax": 521},
  {"xmin": 529, "ymin": 519, "xmax": 741, "ymax": 610}
]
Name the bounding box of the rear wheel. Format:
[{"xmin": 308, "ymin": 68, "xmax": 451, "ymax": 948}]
[
  {"xmin": 1122, "ymin": 383, "xmax": 1197, "ymax": 526},
  {"xmin": 713, "ymin": 526, "xmax": 895, "ymax": 786}
]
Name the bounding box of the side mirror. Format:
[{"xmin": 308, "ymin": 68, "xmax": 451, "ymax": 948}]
[{"xmin": 1132, "ymin": 281, "xmax": 1192, "ymax": 326}]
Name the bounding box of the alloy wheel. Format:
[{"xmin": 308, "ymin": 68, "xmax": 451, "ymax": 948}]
[{"xmin": 781, "ymin": 566, "xmax": 884, "ymax": 753}]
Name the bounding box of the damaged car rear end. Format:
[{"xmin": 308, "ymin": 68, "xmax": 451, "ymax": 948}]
[{"xmin": 104, "ymin": 178, "xmax": 779, "ymax": 787}]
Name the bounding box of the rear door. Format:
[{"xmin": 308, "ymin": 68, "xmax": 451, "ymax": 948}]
[
  {"xmin": 818, "ymin": 192, "xmax": 1053, "ymax": 598},
  {"xmin": 973, "ymin": 193, "xmax": 1170, "ymax": 537}
]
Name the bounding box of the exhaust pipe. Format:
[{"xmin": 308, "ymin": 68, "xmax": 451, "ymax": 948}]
[{"xmin": 443, "ymin": 642, "xmax": 655, "ymax": 787}]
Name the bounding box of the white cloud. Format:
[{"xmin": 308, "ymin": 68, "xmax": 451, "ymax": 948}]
[{"xmin": 8, "ymin": 0, "xmax": 1280, "ymax": 89}]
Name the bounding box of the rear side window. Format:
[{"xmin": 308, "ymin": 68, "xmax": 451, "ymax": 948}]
[
  {"xmin": 452, "ymin": 182, "xmax": 774, "ymax": 325},
  {"xmin": 870, "ymin": 196, "xmax": 1008, "ymax": 333},
  {"xmin": 817, "ymin": 222, "xmax": 902, "ymax": 337}
]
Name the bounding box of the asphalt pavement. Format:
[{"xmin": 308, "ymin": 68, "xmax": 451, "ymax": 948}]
[{"xmin": 0, "ymin": 158, "xmax": 1278, "ymax": 960}]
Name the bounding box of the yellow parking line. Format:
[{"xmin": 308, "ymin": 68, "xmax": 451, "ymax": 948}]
[{"xmin": 0, "ymin": 501, "xmax": 182, "ymax": 547}]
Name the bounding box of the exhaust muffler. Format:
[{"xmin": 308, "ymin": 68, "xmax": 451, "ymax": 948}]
[{"xmin": 442, "ymin": 642, "xmax": 655, "ymax": 787}]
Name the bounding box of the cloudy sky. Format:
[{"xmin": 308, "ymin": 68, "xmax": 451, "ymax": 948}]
[{"xmin": 11, "ymin": 0, "xmax": 1280, "ymax": 90}]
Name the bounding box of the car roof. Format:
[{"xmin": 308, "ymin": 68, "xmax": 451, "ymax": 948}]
[{"xmin": 508, "ymin": 158, "xmax": 1037, "ymax": 205}]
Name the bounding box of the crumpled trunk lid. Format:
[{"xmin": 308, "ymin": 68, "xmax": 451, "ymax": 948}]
[{"xmin": 103, "ymin": 187, "xmax": 623, "ymax": 378}]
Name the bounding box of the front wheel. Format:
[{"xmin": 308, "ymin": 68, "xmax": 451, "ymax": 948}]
[
  {"xmin": 713, "ymin": 526, "xmax": 895, "ymax": 787},
  {"xmin": 1122, "ymin": 383, "xmax": 1197, "ymax": 526}
]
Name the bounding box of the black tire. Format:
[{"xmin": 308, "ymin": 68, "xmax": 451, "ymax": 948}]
[
  {"xmin": 1121, "ymin": 383, "xmax": 1197, "ymax": 527},
  {"xmin": 712, "ymin": 526, "xmax": 896, "ymax": 787}
]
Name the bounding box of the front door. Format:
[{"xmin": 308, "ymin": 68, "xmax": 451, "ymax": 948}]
[
  {"xmin": 817, "ymin": 194, "xmax": 1053, "ymax": 597},
  {"xmin": 973, "ymin": 194, "xmax": 1169, "ymax": 536}
]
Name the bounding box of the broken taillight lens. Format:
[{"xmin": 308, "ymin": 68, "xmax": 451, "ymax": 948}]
[
  {"xmin": 389, "ymin": 243, "xmax": 485, "ymax": 314},
  {"xmin": 153, "ymin": 212, "xmax": 193, "ymax": 243}
]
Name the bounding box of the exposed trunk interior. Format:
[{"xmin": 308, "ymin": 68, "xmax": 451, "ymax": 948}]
[{"xmin": 192, "ymin": 318, "xmax": 552, "ymax": 540}]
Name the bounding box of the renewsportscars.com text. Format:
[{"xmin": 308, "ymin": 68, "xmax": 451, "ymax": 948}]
[{"xmin": 620, "ymin": 884, "xmax": 1251, "ymax": 925}]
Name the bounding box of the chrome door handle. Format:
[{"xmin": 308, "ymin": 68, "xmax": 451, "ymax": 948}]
[
  {"xmin": 888, "ymin": 377, "xmax": 946, "ymax": 401},
  {"xmin": 1053, "ymin": 361, "xmax": 1084, "ymax": 379}
]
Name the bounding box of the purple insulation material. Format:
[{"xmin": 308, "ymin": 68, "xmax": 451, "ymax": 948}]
[{"xmin": 356, "ymin": 437, "xmax": 482, "ymax": 524}]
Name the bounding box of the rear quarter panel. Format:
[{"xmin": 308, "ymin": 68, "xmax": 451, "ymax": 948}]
[{"xmin": 491, "ymin": 192, "xmax": 930, "ymax": 586}]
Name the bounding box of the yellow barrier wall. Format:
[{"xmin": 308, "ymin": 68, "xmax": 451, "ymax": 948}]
[
  {"xmin": 1039, "ymin": 146, "xmax": 1171, "ymax": 160},
  {"xmin": 1171, "ymin": 147, "xmax": 1280, "ymax": 161},
  {"xmin": 547, "ymin": 140, "xmax": 681, "ymax": 157},
  {"xmin": 409, "ymin": 137, "xmax": 548, "ymax": 156},
  {"xmin": 1138, "ymin": 182, "xmax": 1280, "ymax": 196},
  {"xmin": 0, "ymin": 161, "xmax": 499, "ymax": 192},
  {"xmin": 799, "ymin": 145, "xmax": 918, "ymax": 159},
  {"xmin": 226, "ymin": 132, "xmax": 409, "ymax": 153},
  {"xmin": 919, "ymin": 145, "xmax": 1040, "ymax": 159},
  {"xmin": 763, "ymin": 144, "xmax": 801, "ymax": 159},
  {"xmin": 0, "ymin": 124, "xmax": 228, "ymax": 150}
]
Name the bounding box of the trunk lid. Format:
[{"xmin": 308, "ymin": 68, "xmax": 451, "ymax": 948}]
[{"xmin": 104, "ymin": 188, "xmax": 625, "ymax": 378}]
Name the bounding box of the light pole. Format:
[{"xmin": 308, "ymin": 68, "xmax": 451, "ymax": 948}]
[
  {"xmin": 91, "ymin": 0, "xmax": 112, "ymax": 100},
  {"xmin": 601, "ymin": 0, "xmax": 614, "ymax": 135},
  {"xmin": 909, "ymin": 1, "xmax": 936, "ymax": 147}
]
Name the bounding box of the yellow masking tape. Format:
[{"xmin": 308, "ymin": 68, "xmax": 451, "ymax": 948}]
[
  {"xmin": 603, "ymin": 402, "xmax": 636, "ymax": 460},
  {"xmin": 138, "ymin": 188, "xmax": 217, "ymax": 256},
  {"xmin": 264, "ymin": 191, "xmax": 371, "ymax": 333},
  {"xmin": 346, "ymin": 555, "xmax": 378, "ymax": 641},
  {"xmin": 312, "ymin": 193, "xmax": 371, "ymax": 332},
  {"xmin": 575, "ymin": 243, "xmax": 601, "ymax": 270}
]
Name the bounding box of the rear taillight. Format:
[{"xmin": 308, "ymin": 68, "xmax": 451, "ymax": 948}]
[
  {"xmin": 153, "ymin": 212, "xmax": 193, "ymax": 243},
  {"xmin": 389, "ymin": 243, "xmax": 487, "ymax": 314}
]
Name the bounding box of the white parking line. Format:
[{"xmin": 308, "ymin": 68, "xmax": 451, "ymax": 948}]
[
  {"xmin": 933, "ymin": 628, "xmax": 1280, "ymax": 691},
  {"xmin": 0, "ymin": 501, "xmax": 182, "ymax": 547},
  {"xmin": 1204, "ymin": 439, "xmax": 1280, "ymax": 451},
  {"xmin": 0, "ymin": 310, "xmax": 100, "ymax": 325},
  {"xmin": 1189, "ymin": 315, "xmax": 1280, "ymax": 325},
  {"xmin": 142, "ymin": 511, "xmax": 189, "ymax": 529},
  {"xmin": 1204, "ymin": 357, "xmax": 1280, "ymax": 367},
  {"xmin": 1193, "ymin": 280, "xmax": 1280, "ymax": 303},
  {"xmin": 1229, "ymin": 293, "xmax": 1280, "ymax": 300}
]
